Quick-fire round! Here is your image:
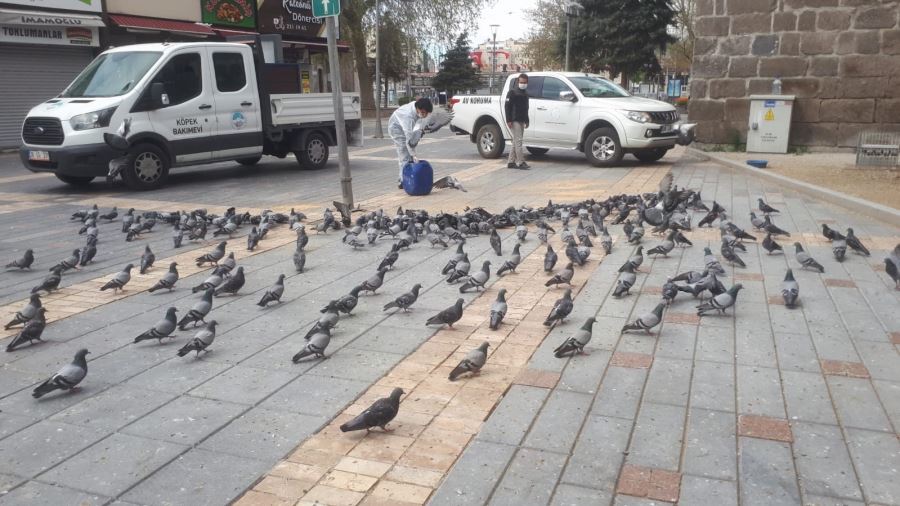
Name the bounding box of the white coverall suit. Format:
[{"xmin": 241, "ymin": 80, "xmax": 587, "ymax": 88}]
[{"xmin": 388, "ymin": 102, "xmax": 425, "ymax": 181}]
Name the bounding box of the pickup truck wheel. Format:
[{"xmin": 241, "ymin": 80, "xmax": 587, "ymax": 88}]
[
  {"xmin": 476, "ymin": 123, "xmax": 505, "ymax": 159},
  {"xmin": 121, "ymin": 143, "xmax": 169, "ymax": 190},
  {"xmin": 55, "ymin": 174, "xmax": 95, "ymax": 186},
  {"xmin": 296, "ymin": 132, "xmax": 329, "ymax": 170},
  {"xmin": 632, "ymin": 148, "xmax": 669, "ymax": 163},
  {"xmin": 235, "ymin": 156, "xmax": 262, "ymax": 166},
  {"xmin": 526, "ymin": 147, "xmax": 549, "ymax": 156},
  {"xmin": 585, "ymin": 127, "xmax": 624, "ymax": 167}
]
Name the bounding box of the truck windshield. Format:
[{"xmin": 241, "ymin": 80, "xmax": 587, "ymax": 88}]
[
  {"xmin": 61, "ymin": 52, "xmax": 162, "ymax": 98},
  {"xmin": 567, "ymin": 76, "xmax": 630, "ymax": 98}
]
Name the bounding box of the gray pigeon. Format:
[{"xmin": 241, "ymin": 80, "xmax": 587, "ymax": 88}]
[
  {"xmin": 544, "ymin": 244, "xmax": 558, "ymax": 272},
  {"xmin": 5, "ymin": 249, "xmax": 34, "ymax": 270},
  {"xmin": 357, "ymin": 268, "xmax": 387, "ymax": 294},
  {"xmin": 553, "ymin": 317, "xmax": 596, "ymax": 357},
  {"xmin": 135, "ymin": 307, "xmax": 178, "ymax": 344},
  {"xmin": 196, "ymin": 241, "xmax": 227, "ymax": 267},
  {"xmin": 460, "ymin": 261, "xmax": 491, "ymax": 292},
  {"xmin": 446, "ymin": 254, "xmax": 471, "ymax": 283},
  {"xmin": 600, "ymin": 227, "xmax": 613, "ymax": 255},
  {"xmin": 496, "ymin": 244, "xmax": 521, "ymax": 276},
  {"xmin": 721, "ymin": 241, "xmax": 746, "ymax": 267},
  {"xmin": 177, "ymin": 321, "xmax": 218, "ymax": 357},
  {"xmin": 218, "ymin": 252, "xmax": 237, "ymax": 275},
  {"xmin": 490, "ymin": 228, "xmax": 502, "ymax": 256},
  {"xmin": 781, "ymin": 269, "xmax": 799, "ymax": 308},
  {"xmin": 257, "ymin": 274, "xmax": 286, "ymax": 307},
  {"xmin": 140, "ymin": 245, "xmax": 156, "ymax": 274},
  {"xmin": 178, "ymin": 289, "xmax": 214, "ymax": 330},
  {"xmin": 214, "ymin": 266, "xmax": 245, "ymax": 296},
  {"xmin": 794, "ymin": 243, "xmax": 824, "ymax": 273},
  {"xmin": 448, "ymin": 342, "xmax": 490, "ymax": 381},
  {"xmin": 306, "ymin": 304, "xmax": 340, "ymax": 339},
  {"xmin": 832, "ymin": 237, "xmax": 847, "ymax": 262},
  {"xmin": 622, "ymin": 303, "xmax": 665, "ymax": 334},
  {"xmin": 383, "ymin": 284, "xmax": 422, "ymax": 312},
  {"xmin": 32, "ymin": 267, "xmax": 62, "ymax": 294},
  {"xmin": 172, "ymin": 224, "xmax": 184, "ymax": 248},
  {"xmin": 6, "ymin": 307, "xmax": 47, "ymax": 352},
  {"xmin": 149, "ymin": 262, "xmax": 179, "ymax": 293},
  {"xmin": 758, "ymin": 198, "xmax": 780, "ymax": 215},
  {"xmin": 247, "ymin": 227, "xmax": 260, "ymax": 251},
  {"xmin": 845, "ymin": 228, "xmax": 870, "ymax": 256},
  {"xmin": 489, "ymin": 289, "xmax": 508, "ymax": 330},
  {"xmin": 613, "ymin": 263, "xmax": 637, "ymax": 297},
  {"xmin": 32, "ymin": 348, "xmax": 89, "ymax": 398},
  {"xmin": 647, "ymin": 232, "xmax": 675, "ymax": 257},
  {"xmin": 326, "ymin": 286, "xmax": 361, "ymax": 315},
  {"xmin": 762, "ymin": 233, "xmax": 782, "ymax": 255},
  {"xmin": 442, "ymin": 243, "xmax": 467, "ymax": 275},
  {"xmin": 192, "ymin": 268, "xmax": 225, "ymax": 293},
  {"xmin": 426, "ymin": 298, "xmax": 464, "ymax": 328},
  {"xmin": 293, "ymin": 245, "xmax": 306, "ymax": 273},
  {"xmin": 544, "ymin": 289, "xmax": 573, "ymax": 327},
  {"xmin": 704, "ymin": 247, "xmax": 727, "ymax": 276},
  {"xmin": 619, "ymin": 246, "xmax": 644, "ymax": 272},
  {"xmin": 5, "ymin": 293, "xmax": 42, "ymax": 329},
  {"xmin": 53, "ymin": 249, "xmax": 81, "ymax": 273},
  {"xmin": 339, "ymin": 387, "xmax": 404, "ymax": 432},
  {"xmin": 100, "ymin": 264, "xmax": 133, "ymax": 293},
  {"xmin": 662, "ymin": 277, "xmax": 678, "ymax": 306},
  {"xmin": 885, "ymin": 251, "xmax": 899, "ymax": 290},
  {"xmin": 78, "ymin": 244, "xmax": 97, "ymax": 266},
  {"xmin": 545, "ymin": 262, "xmax": 575, "ymax": 288},
  {"xmin": 697, "ymin": 283, "xmax": 744, "ymax": 316},
  {"xmin": 293, "ymin": 327, "xmax": 331, "ymax": 362}
]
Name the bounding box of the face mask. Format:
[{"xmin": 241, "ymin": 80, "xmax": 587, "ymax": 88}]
[
  {"xmin": 418, "ymin": 112, "xmax": 427, "ymax": 119},
  {"xmin": 518, "ymin": 83, "xmax": 527, "ymax": 90}
]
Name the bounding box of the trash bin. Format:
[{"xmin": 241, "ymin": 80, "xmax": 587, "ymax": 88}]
[
  {"xmin": 747, "ymin": 94, "xmax": 795, "ymax": 154},
  {"xmin": 402, "ymin": 160, "xmax": 433, "ymax": 196}
]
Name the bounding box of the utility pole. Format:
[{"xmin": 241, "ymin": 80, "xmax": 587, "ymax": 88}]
[
  {"xmin": 325, "ymin": 16, "xmax": 353, "ymax": 207},
  {"xmin": 490, "ymin": 24, "xmax": 499, "ymax": 94},
  {"xmin": 564, "ymin": 1, "xmax": 582, "ymax": 72},
  {"xmin": 373, "ymin": 0, "xmax": 383, "ymax": 138}
]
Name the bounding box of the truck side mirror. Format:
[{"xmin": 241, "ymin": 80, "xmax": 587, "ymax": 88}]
[
  {"xmin": 150, "ymin": 82, "xmax": 170, "ymax": 108},
  {"xmin": 559, "ymin": 90, "xmax": 576, "ymax": 102}
]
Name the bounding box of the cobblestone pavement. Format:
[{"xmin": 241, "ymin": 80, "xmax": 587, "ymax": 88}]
[{"xmin": 0, "ymin": 134, "xmax": 897, "ymax": 506}]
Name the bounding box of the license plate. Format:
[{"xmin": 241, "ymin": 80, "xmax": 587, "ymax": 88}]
[
  {"xmin": 28, "ymin": 150, "xmax": 50, "ymax": 162},
  {"xmin": 660, "ymin": 125, "xmax": 674, "ymax": 134}
]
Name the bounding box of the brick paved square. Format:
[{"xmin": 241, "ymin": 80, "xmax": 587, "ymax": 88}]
[
  {"xmin": 616, "ymin": 465, "xmax": 681, "ymax": 502},
  {"xmin": 738, "ymin": 414, "xmax": 793, "ymax": 443},
  {"xmin": 513, "ymin": 368, "xmax": 561, "ymax": 388},
  {"xmin": 610, "ymin": 352, "xmax": 654, "ymax": 369}
]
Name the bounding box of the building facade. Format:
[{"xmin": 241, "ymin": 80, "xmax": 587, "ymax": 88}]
[
  {"xmin": 689, "ymin": 0, "xmax": 900, "ymax": 148},
  {"xmin": 471, "ymin": 38, "xmax": 531, "ymax": 73}
]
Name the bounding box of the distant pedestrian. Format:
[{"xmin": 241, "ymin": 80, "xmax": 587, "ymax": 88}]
[
  {"xmin": 505, "ymin": 73, "xmax": 530, "ymax": 169},
  {"xmin": 388, "ymin": 98, "xmax": 433, "ymax": 189}
]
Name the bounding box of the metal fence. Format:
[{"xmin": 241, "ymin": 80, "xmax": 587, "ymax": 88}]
[{"xmin": 856, "ymin": 131, "xmax": 900, "ymax": 167}]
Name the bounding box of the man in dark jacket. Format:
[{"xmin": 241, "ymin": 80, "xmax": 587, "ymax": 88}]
[{"xmin": 504, "ymin": 73, "xmax": 530, "ymax": 169}]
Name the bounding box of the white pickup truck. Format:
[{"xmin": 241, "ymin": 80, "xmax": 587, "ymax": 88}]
[
  {"xmin": 449, "ymin": 72, "xmax": 694, "ymax": 166},
  {"xmin": 19, "ymin": 41, "xmax": 362, "ymax": 190}
]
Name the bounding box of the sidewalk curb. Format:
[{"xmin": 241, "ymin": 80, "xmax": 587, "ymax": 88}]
[{"xmin": 689, "ymin": 147, "xmax": 900, "ymax": 227}]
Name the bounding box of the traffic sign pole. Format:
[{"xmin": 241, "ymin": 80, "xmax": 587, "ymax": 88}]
[{"xmin": 321, "ymin": 9, "xmax": 352, "ymax": 208}]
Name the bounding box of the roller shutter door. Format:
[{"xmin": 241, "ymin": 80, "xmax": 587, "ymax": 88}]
[{"xmin": 0, "ymin": 44, "xmax": 93, "ymax": 149}]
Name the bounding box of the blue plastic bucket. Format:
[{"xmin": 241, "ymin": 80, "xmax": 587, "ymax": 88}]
[{"xmin": 402, "ymin": 160, "xmax": 434, "ymax": 196}]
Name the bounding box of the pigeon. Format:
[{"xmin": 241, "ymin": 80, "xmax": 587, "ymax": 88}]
[
  {"xmin": 781, "ymin": 269, "xmax": 799, "ymax": 308},
  {"xmin": 647, "ymin": 231, "xmax": 675, "ymax": 257},
  {"xmin": 496, "ymin": 244, "xmax": 521, "ymax": 276},
  {"xmin": 257, "ymin": 274, "xmax": 286, "ymax": 307},
  {"xmin": 293, "ymin": 245, "xmax": 306, "ymax": 273},
  {"xmin": 135, "ymin": 246, "xmax": 155, "ymax": 276},
  {"xmin": 178, "ymin": 289, "xmax": 214, "ymax": 330},
  {"xmin": 306, "ymin": 305, "xmax": 340, "ymax": 339},
  {"xmin": 460, "ymin": 261, "xmax": 491, "ymax": 292},
  {"xmin": 544, "ymin": 244, "xmax": 558, "ymax": 272},
  {"xmin": 553, "ymin": 317, "xmax": 596, "ymax": 357},
  {"xmin": 6, "ymin": 249, "xmax": 34, "ymax": 270},
  {"xmin": 121, "ymin": 208, "xmax": 135, "ymax": 233},
  {"xmin": 339, "ymin": 387, "xmax": 404, "ymax": 432},
  {"xmin": 704, "ymin": 247, "xmax": 726, "ymax": 276},
  {"xmin": 135, "ymin": 307, "xmax": 178, "ymax": 344},
  {"xmin": 845, "ymin": 228, "xmax": 870, "ymax": 256},
  {"xmin": 328, "ymin": 286, "xmax": 362, "ymax": 315},
  {"xmin": 885, "ymin": 254, "xmax": 899, "ymax": 290},
  {"xmin": 357, "ymin": 268, "xmax": 387, "ymax": 294},
  {"xmin": 600, "ymin": 227, "xmax": 613, "ymax": 254},
  {"xmin": 448, "ymin": 342, "xmax": 490, "ymax": 380},
  {"xmin": 100, "ymin": 264, "xmax": 133, "ymax": 293},
  {"xmin": 213, "ymin": 219, "xmax": 237, "ymax": 237},
  {"xmin": 762, "ymin": 233, "xmax": 783, "ymax": 255},
  {"xmin": 148, "ymin": 262, "xmax": 179, "ymax": 293},
  {"xmin": 673, "ymin": 230, "xmax": 692, "ymax": 247},
  {"xmin": 32, "ymin": 267, "xmax": 62, "ymax": 294},
  {"xmin": 172, "ymin": 224, "xmax": 184, "ymax": 248},
  {"xmin": 196, "ymin": 241, "xmax": 227, "ymax": 267},
  {"xmin": 218, "ymin": 252, "xmax": 237, "ymax": 275},
  {"xmin": 78, "ymin": 244, "xmax": 97, "ymax": 266},
  {"xmin": 613, "ymin": 263, "xmax": 637, "ymax": 297},
  {"xmin": 822, "ymin": 224, "xmax": 843, "ymax": 241},
  {"xmin": 192, "ymin": 268, "xmax": 225, "ymax": 293},
  {"xmin": 426, "ymin": 298, "xmax": 464, "ymax": 328},
  {"xmin": 662, "ymin": 277, "xmax": 678, "ymax": 306},
  {"xmin": 177, "ymin": 321, "xmax": 218, "ymax": 357},
  {"xmin": 622, "ymin": 303, "xmax": 665, "ymax": 334},
  {"xmin": 32, "ymin": 348, "xmax": 90, "ymax": 398},
  {"xmin": 545, "ymin": 262, "xmax": 575, "ymax": 288},
  {"xmin": 832, "ymin": 237, "xmax": 847, "ymax": 262},
  {"xmin": 697, "ymin": 283, "xmax": 744, "ymax": 316},
  {"xmin": 721, "ymin": 241, "xmax": 746, "ymax": 267},
  {"xmin": 794, "ymin": 243, "xmax": 825, "ymax": 273},
  {"xmin": 383, "ymin": 283, "xmax": 422, "ymax": 312},
  {"xmin": 758, "ymin": 198, "xmax": 780, "ymax": 215},
  {"xmin": 54, "ymin": 249, "xmax": 81, "ymax": 273},
  {"xmin": 244, "ymin": 227, "xmax": 259, "ymax": 251},
  {"xmin": 446, "ymin": 254, "xmax": 471, "ymax": 283},
  {"xmin": 750, "ymin": 212, "xmax": 767, "ymax": 230},
  {"xmin": 378, "ymin": 244, "xmax": 401, "ymax": 271},
  {"xmin": 5, "ymin": 293, "xmax": 42, "ymax": 329},
  {"xmin": 214, "ymin": 266, "xmax": 245, "ymax": 296},
  {"xmin": 442, "ymin": 243, "xmax": 467, "ymax": 275},
  {"xmin": 292, "ymin": 327, "xmax": 331, "ymax": 362},
  {"xmin": 619, "ymin": 246, "xmax": 644, "ymax": 272},
  {"xmin": 489, "ymin": 289, "xmax": 508, "ymax": 330},
  {"xmin": 6, "ymin": 307, "xmax": 48, "ymax": 352},
  {"xmin": 99, "ymin": 207, "xmax": 118, "ymax": 222},
  {"xmin": 763, "ymin": 216, "xmax": 790, "ymax": 237},
  {"xmin": 490, "ymin": 228, "xmax": 502, "ymax": 256},
  {"xmin": 433, "ymin": 175, "xmax": 467, "ymax": 192},
  {"xmin": 71, "ymin": 204, "xmax": 97, "ymax": 221},
  {"xmin": 516, "ymin": 224, "xmax": 528, "ymax": 242},
  {"xmin": 543, "ymin": 288, "xmax": 573, "ymax": 327}
]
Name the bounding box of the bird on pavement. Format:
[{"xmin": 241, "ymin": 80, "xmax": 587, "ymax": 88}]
[
  {"xmin": 460, "ymin": 261, "xmax": 491, "ymax": 292},
  {"xmin": 544, "ymin": 244, "xmax": 558, "ymax": 272},
  {"xmin": 192, "ymin": 267, "xmax": 226, "ymax": 293},
  {"xmin": 762, "ymin": 234, "xmax": 783, "ymax": 255},
  {"xmin": 5, "ymin": 293, "xmax": 42, "ymax": 329},
  {"xmin": 757, "ymin": 198, "xmax": 780, "ymax": 215},
  {"xmin": 78, "ymin": 243, "xmax": 97, "ymax": 266},
  {"xmin": 619, "ymin": 246, "xmax": 644, "ymax": 273},
  {"xmin": 5, "ymin": 249, "xmax": 34, "ymax": 270},
  {"xmin": 545, "ymin": 262, "xmax": 575, "ymax": 288},
  {"xmin": 6, "ymin": 307, "xmax": 47, "ymax": 352},
  {"xmin": 544, "ymin": 288, "xmax": 573, "ymax": 327},
  {"xmin": 448, "ymin": 342, "xmax": 490, "ymax": 381},
  {"xmin": 794, "ymin": 243, "xmax": 825, "ymax": 273},
  {"xmin": 490, "ymin": 228, "xmax": 502, "ymax": 256},
  {"xmin": 704, "ymin": 247, "xmax": 727, "ymax": 276},
  {"xmin": 177, "ymin": 321, "xmax": 217, "ymax": 358},
  {"xmin": 426, "ymin": 298, "xmax": 464, "ymax": 328},
  {"xmin": 140, "ymin": 245, "xmax": 155, "ymax": 274},
  {"xmin": 53, "ymin": 249, "xmax": 80, "ymax": 273},
  {"xmin": 100, "ymin": 264, "xmax": 133, "ymax": 293},
  {"xmin": 196, "ymin": 241, "xmax": 227, "ymax": 267},
  {"xmin": 383, "ymin": 284, "xmax": 422, "ymax": 312},
  {"xmin": 292, "ymin": 328, "xmax": 331, "ymax": 362},
  {"xmin": 647, "ymin": 231, "xmax": 675, "ymax": 257},
  {"xmin": 135, "ymin": 307, "xmax": 178, "ymax": 344},
  {"xmin": 489, "ymin": 289, "xmax": 508, "ymax": 330},
  {"xmin": 622, "ymin": 303, "xmax": 665, "ymax": 334},
  {"xmin": 446, "ymin": 254, "xmax": 471, "ymax": 283},
  {"xmin": 832, "ymin": 237, "xmax": 847, "ymax": 262},
  {"xmin": 662, "ymin": 277, "xmax": 678, "ymax": 306},
  {"xmin": 845, "ymin": 228, "xmax": 870, "ymax": 256},
  {"xmin": 257, "ymin": 274, "xmax": 286, "ymax": 307},
  {"xmin": 553, "ymin": 317, "xmax": 596, "ymax": 357},
  {"xmin": 613, "ymin": 263, "xmax": 637, "ymax": 297},
  {"xmin": 339, "ymin": 387, "xmax": 404, "ymax": 432},
  {"xmin": 781, "ymin": 269, "xmax": 799, "ymax": 308},
  {"xmin": 214, "ymin": 266, "xmax": 245, "ymax": 296},
  {"xmin": 32, "ymin": 267, "xmax": 62, "ymax": 294},
  {"xmin": 497, "ymin": 244, "xmax": 521, "ymax": 276},
  {"xmin": 721, "ymin": 241, "xmax": 746, "ymax": 267},
  {"xmin": 99, "ymin": 207, "xmax": 118, "ymax": 222},
  {"xmin": 697, "ymin": 283, "xmax": 743, "ymax": 316},
  {"xmin": 357, "ymin": 268, "xmax": 387, "ymax": 295},
  {"xmin": 822, "ymin": 224, "xmax": 843, "ymax": 241},
  {"xmin": 885, "ymin": 246, "xmax": 899, "ymax": 289},
  {"xmin": 32, "ymin": 348, "xmax": 89, "ymax": 398},
  {"xmin": 178, "ymin": 289, "xmax": 214, "ymax": 330},
  {"xmin": 600, "ymin": 227, "xmax": 613, "ymax": 255},
  {"xmin": 763, "ymin": 216, "xmax": 790, "ymax": 237},
  {"xmin": 149, "ymin": 262, "xmax": 179, "ymax": 293}
]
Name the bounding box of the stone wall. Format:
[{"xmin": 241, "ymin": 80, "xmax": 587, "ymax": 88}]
[{"xmin": 688, "ymin": 0, "xmax": 900, "ymax": 148}]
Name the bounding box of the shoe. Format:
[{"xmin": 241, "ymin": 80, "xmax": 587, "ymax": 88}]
[
  {"xmin": 507, "ymin": 162, "xmax": 517, "ymax": 168},
  {"xmin": 397, "ymin": 182, "xmax": 403, "ymax": 189},
  {"xmin": 518, "ymin": 162, "xmax": 531, "ymax": 170}
]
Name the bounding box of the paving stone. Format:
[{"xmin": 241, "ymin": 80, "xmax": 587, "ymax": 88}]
[
  {"xmin": 513, "ymin": 368, "xmax": 561, "ymax": 389},
  {"xmin": 0, "ymin": 473, "xmax": 24, "ymax": 494},
  {"xmin": 200, "ymin": 407, "xmax": 326, "ymax": 462},
  {"xmin": 261, "ymin": 375, "xmax": 369, "ymax": 417},
  {"xmin": 39, "ymin": 432, "xmax": 187, "ymax": 497},
  {"xmin": 791, "ymin": 422, "xmax": 863, "ymax": 501},
  {"xmin": 561, "ymin": 415, "xmax": 632, "ymax": 492},
  {"xmin": 738, "ymin": 437, "xmax": 801, "ymax": 506},
  {"xmin": 489, "ymin": 447, "xmax": 567, "ymax": 506},
  {"xmin": 124, "ymin": 356, "xmax": 233, "ymax": 393},
  {"xmin": 844, "ymin": 428, "xmax": 900, "ymax": 504},
  {"xmin": 0, "ymin": 480, "xmax": 107, "ymax": 506},
  {"xmin": 0, "ymin": 421, "xmax": 107, "ymax": 478},
  {"xmin": 690, "ymin": 360, "xmax": 735, "ymax": 412},
  {"xmin": 611, "ymin": 495, "xmax": 671, "ymax": 506},
  {"xmin": 772, "ymin": 331, "xmax": 820, "ymax": 373},
  {"xmin": 429, "ymin": 440, "xmax": 516, "ymax": 505},
  {"xmin": 627, "ymin": 402, "xmax": 686, "ymax": 471},
  {"xmin": 189, "ymin": 365, "xmax": 297, "ymax": 406},
  {"xmin": 49, "ymin": 384, "xmax": 177, "ymax": 431},
  {"xmin": 476, "ymin": 385, "xmax": 548, "ymax": 446},
  {"xmin": 779, "ymin": 370, "xmax": 838, "ymax": 425},
  {"xmin": 523, "ymin": 390, "xmax": 592, "ymax": 454},
  {"xmin": 615, "ymin": 464, "xmax": 681, "ymax": 503},
  {"xmin": 121, "ymin": 395, "xmax": 247, "ymax": 445},
  {"xmin": 820, "ymin": 360, "xmax": 870, "ymax": 379},
  {"xmin": 0, "ymin": 368, "xmax": 42, "ymax": 399},
  {"xmin": 853, "ymin": 341, "xmax": 900, "ymax": 382},
  {"xmin": 736, "ymin": 365, "xmax": 786, "ymax": 418},
  {"xmin": 683, "ymin": 408, "xmax": 737, "ymax": 481},
  {"xmin": 871, "ymin": 379, "xmax": 900, "ymax": 431},
  {"xmin": 550, "ymin": 483, "xmax": 613, "ymax": 506},
  {"xmin": 653, "ymin": 323, "xmax": 697, "ymax": 360},
  {"xmin": 677, "ymin": 475, "xmax": 738, "ymax": 506},
  {"xmin": 351, "ymin": 324, "xmax": 434, "ymax": 356},
  {"xmin": 307, "ymin": 347, "xmax": 404, "ymax": 383},
  {"xmin": 694, "ymin": 324, "xmax": 733, "ymax": 363},
  {"xmin": 642, "ymin": 357, "xmax": 692, "ymax": 407},
  {"xmin": 557, "ymin": 350, "xmax": 611, "ymax": 394},
  {"xmin": 591, "ymin": 366, "xmax": 647, "ymax": 420},
  {"xmin": 826, "ymin": 376, "xmax": 893, "ymax": 432}
]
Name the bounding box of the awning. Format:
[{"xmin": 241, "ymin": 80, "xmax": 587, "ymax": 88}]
[
  {"xmin": 107, "ymin": 14, "xmax": 215, "ymax": 36},
  {"xmin": 0, "ymin": 7, "xmax": 104, "ymax": 27},
  {"xmin": 215, "ymin": 28, "xmax": 258, "ymax": 38}
]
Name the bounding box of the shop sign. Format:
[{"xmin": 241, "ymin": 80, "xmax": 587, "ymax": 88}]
[{"xmin": 201, "ymin": 0, "xmax": 256, "ymax": 29}]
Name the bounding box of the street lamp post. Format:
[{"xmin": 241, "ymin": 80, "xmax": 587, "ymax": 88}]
[
  {"xmin": 490, "ymin": 24, "xmax": 499, "ymax": 94},
  {"xmin": 373, "ymin": 0, "xmax": 383, "ymax": 138},
  {"xmin": 564, "ymin": 1, "xmax": 582, "ymax": 71}
]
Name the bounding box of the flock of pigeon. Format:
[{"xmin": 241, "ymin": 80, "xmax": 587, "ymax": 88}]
[{"xmin": 3, "ymin": 175, "xmax": 899, "ymax": 433}]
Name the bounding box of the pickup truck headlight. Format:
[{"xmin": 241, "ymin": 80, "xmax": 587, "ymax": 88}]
[
  {"xmin": 622, "ymin": 110, "xmax": 652, "ymax": 124},
  {"xmin": 69, "ymin": 107, "xmax": 117, "ymax": 131}
]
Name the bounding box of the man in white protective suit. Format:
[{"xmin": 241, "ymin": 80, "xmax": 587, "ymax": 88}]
[{"xmin": 387, "ymin": 97, "xmax": 433, "ymax": 189}]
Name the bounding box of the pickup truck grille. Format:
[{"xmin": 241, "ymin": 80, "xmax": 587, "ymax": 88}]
[
  {"xmin": 22, "ymin": 117, "xmax": 64, "ymax": 146},
  {"xmin": 649, "ymin": 111, "xmax": 679, "ymax": 125}
]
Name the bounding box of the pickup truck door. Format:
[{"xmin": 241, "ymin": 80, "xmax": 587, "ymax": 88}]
[
  {"xmin": 532, "ymin": 77, "xmax": 580, "ymax": 146},
  {"xmin": 208, "ymin": 49, "xmax": 264, "ymax": 161},
  {"xmin": 145, "ymin": 48, "xmax": 215, "ymax": 164}
]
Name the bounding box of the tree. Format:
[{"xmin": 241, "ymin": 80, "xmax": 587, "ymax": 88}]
[
  {"xmin": 431, "ymin": 33, "xmax": 481, "ymax": 97},
  {"xmin": 666, "ymin": 0, "xmax": 695, "ymax": 71},
  {"xmin": 562, "ymin": 0, "xmax": 676, "ymax": 86},
  {"xmin": 522, "ymin": 0, "xmax": 566, "ymax": 71}
]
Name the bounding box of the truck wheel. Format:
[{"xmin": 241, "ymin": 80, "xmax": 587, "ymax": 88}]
[
  {"xmin": 295, "ymin": 132, "xmax": 329, "ymax": 170},
  {"xmin": 526, "ymin": 147, "xmax": 549, "ymax": 156},
  {"xmin": 476, "ymin": 123, "xmax": 505, "ymax": 159},
  {"xmin": 121, "ymin": 143, "xmax": 169, "ymax": 190},
  {"xmin": 235, "ymin": 156, "xmax": 262, "ymax": 166},
  {"xmin": 55, "ymin": 174, "xmax": 95, "ymax": 186},
  {"xmin": 633, "ymin": 148, "xmax": 669, "ymax": 163},
  {"xmin": 585, "ymin": 127, "xmax": 624, "ymax": 167}
]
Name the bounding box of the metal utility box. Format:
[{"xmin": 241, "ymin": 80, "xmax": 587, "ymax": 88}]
[{"xmin": 747, "ymin": 95, "xmax": 795, "ymax": 154}]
